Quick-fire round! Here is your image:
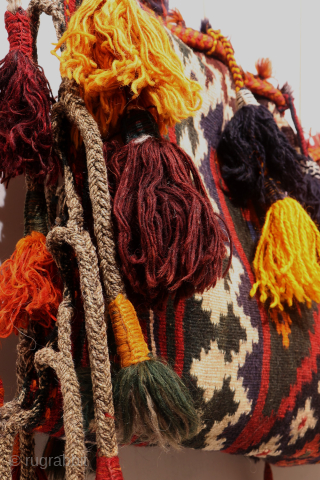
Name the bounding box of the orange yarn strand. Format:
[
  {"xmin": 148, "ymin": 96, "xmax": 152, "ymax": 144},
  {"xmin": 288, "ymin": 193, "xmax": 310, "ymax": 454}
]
[
  {"xmin": 250, "ymin": 197, "xmax": 320, "ymax": 311},
  {"xmin": 53, "ymin": 0, "xmax": 202, "ymax": 136},
  {"xmin": 109, "ymin": 294, "xmax": 150, "ymax": 368},
  {"xmin": 269, "ymin": 309, "xmax": 292, "ymax": 348},
  {"xmin": 0, "ymin": 232, "xmax": 63, "ymax": 338}
]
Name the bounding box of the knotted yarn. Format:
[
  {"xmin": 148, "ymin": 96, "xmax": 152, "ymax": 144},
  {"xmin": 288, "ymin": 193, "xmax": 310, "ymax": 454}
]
[
  {"xmin": 0, "ymin": 6, "xmax": 59, "ymax": 185},
  {"xmin": 53, "ymin": 0, "xmax": 202, "ymax": 136},
  {"xmin": 0, "ymin": 232, "xmax": 63, "ymax": 337}
]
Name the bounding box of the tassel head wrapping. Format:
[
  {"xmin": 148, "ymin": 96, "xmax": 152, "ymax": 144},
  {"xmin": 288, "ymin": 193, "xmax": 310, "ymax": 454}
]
[
  {"xmin": 0, "ymin": 232, "xmax": 63, "ymax": 337},
  {"xmin": 5, "ymin": 6, "xmax": 32, "ymax": 57},
  {"xmin": 53, "ymin": 0, "xmax": 202, "ymax": 135},
  {"xmin": 250, "ymin": 197, "xmax": 320, "ymax": 310},
  {"xmin": 109, "ymin": 293, "xmax": 150, "ymax": 368}
]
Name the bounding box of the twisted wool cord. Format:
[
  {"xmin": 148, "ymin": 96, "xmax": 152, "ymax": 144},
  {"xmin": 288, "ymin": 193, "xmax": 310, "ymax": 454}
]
[
  {"xmin": 243, "ymin": 71, "xmax": 286, "ymax": 110},
  {"xmin": 46, "ymin": 166, "xmax": 119, "ymax": 460},
  {"xmin": 16, "ymin": 326, "xmax": 38, "ymax": 480},
  {"xmin": 109, "ymin": 294, "xmax": 150, "ymax": 368},
  {"xmin": 50, "ymin": 104, "xmax": 120, "ymax": 460},
  {"xmin": 58, "ymin": 79, "xmax": 124, "ymax": 301},
  {"xmin": 27, "ymin": 0, "xmax": 65, "ymax": 63},
  {"xmin": 19, "ymin": 432, "xmax": 36, "ymax": 480},
  {"xmin": 0, "ymin": 232, "xmax": 63, "ymax": 338},
  {"xmin": 250, "ymin": 197, "xmax": 320, "ymax": 310},
  {"xmin": 53, "ymin": 0, "xmax": 202, "ymax": 136},
  {"xmin": 34, "ymin": 294, "xmax": 87, "ymax": 480},
  {"xmin": 0, "ymin": 405, "xmax": 33, "ymax": 480}
]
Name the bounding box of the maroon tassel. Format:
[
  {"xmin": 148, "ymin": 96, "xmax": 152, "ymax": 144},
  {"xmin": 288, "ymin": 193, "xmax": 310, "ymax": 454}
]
[
  {"xmin": 11, "ymin": 466, "xmax": 20, "ymax": 480},
  {"xmin": 264, "ymin": 463, "xmax": 273, "ymax": 480},
  {"xmin": 105, "ymin": 109, "xmax": 231, "ymax": 310},
  {"xmin": 0, "ymin": 7, "xmax": 59, "ymax": 185},
  {"xmin": 34, "ymin": 467, "xmax": 48, "ymax": 479}
]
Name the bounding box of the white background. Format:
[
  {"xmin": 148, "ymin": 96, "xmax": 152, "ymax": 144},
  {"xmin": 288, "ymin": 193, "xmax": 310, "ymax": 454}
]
[{"xmin": 1, "ymin": 0, "xmax": 320, "ymax": 478}]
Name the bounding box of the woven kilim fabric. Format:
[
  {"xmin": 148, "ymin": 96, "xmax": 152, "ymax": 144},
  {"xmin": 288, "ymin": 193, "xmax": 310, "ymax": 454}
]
[{"xmin": 3, "ymin": 0, "xmax": 320, "ymax": 471}]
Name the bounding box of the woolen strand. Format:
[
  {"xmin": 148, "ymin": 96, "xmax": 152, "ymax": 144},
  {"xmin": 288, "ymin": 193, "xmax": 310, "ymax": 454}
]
[
  {"xmin": 105, "ymin": 137, "xmax": 230, "ymax": 311},
  {"xmin": 0, "ymin": 9, "xmax": 59, "ymax": 185}
]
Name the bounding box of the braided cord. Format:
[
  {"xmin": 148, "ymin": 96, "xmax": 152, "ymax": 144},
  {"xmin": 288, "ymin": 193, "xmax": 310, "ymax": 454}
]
[{"xmin": 208, "ymin": 29, "xmax": 244, "ymax": 91}]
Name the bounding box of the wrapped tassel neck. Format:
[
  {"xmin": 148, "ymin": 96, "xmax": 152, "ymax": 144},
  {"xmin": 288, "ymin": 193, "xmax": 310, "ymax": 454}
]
[
  {"xmin": 5, "ymin": 7, "xmax": 32, "ymax": 57},
  {"xmin": 121, "ymin": 108, "xmax": 161, "ymax": 144}
]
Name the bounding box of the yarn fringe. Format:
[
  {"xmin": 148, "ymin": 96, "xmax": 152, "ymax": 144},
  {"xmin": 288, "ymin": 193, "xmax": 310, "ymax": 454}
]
[
  {"xmin": 105, "ymin": 136, "xmax": 230, "ymax": 310},
  {"xmin": 0, "ymin": 231, "xmax": 63, "ymax": 337},
  {"xmin": 255, "ymin": 58, "xmax": 272, "ymax": 79},
  {"xmin": 250, "ymin": 197, "xmax": 320, "ymax": 310},
  {"xmin": 113, "ymin": 355, "xmax": 199, "ymax": 448},
  {"xmin": 53, "ymin": 0, "xmax": 201, "ymax": 135},
  {"xmin": 0, "ymin": 8, "xmax": 59, "ymax": 185}
]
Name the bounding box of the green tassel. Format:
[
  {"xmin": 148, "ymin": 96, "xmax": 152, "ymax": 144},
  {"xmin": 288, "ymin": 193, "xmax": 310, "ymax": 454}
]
[{"xmin": 113, "ymin": 355, "xmax": 199, "ymax": 448}]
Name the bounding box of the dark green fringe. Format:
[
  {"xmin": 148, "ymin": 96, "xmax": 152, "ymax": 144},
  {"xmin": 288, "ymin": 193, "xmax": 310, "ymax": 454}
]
[{"xmin": 113, "ymin": 355, "xmax": 199, "ymax": 447}]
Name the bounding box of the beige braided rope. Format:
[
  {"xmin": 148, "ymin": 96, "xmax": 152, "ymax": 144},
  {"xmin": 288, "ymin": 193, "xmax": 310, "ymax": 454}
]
[
  {"xmin": 19, "ymin": 432, "xmax": 36, "ymax": 480},
  {"xmin": 59, "ymin": 79, "xmax": 124, "ymax": 302},
  {"xmin": 50, "ymin": 99, "xmax": 119, "ymax": 459},
  {"xmin": 34, "ymin": 294, "xmax": 87, "ymax": 480},
  {"xmin": 0, "ymin": 402, "xmax": 33, "ymax": 480},
  {"xmin": 16, "ymin": 327, "xmax": 37, "ymax": 480},
  {"xmin": 27, "ymin": 0, "xmax": 65, "ymax": 63}
]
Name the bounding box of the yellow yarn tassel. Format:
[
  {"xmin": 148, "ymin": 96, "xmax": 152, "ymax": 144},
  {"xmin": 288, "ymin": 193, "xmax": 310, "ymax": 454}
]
[
  {"xmin": 250, "ymin": 197, "xmax": 320, "ymax": 310},
  {"xmin": 53, "ymin": 0, "xmax": 202, "ymax": 136}
]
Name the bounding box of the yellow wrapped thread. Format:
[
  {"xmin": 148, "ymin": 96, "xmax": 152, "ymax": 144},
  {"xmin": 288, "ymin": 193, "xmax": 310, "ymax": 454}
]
[
  {"xmin": 53, "ymin": 0, "xmax": 202, "ymax": 135},
  {"xmin": 109, "ymin": 293, "xmax": 150, "ymax": 368},
  {"xmin": 250, "ymin": 197, "xmax": 320, "ymax": 310}
]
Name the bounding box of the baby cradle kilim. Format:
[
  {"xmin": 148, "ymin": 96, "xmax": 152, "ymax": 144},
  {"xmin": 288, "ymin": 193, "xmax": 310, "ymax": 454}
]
[{"xmin": 1, "ymin": 0, "xmax": 320, "ymax": 478}]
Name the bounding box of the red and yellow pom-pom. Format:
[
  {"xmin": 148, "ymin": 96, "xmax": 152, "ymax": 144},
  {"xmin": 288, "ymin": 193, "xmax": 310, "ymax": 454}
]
[{"xmin": 0, "ymin": 231, "xmax": 62, "ymax": 337}]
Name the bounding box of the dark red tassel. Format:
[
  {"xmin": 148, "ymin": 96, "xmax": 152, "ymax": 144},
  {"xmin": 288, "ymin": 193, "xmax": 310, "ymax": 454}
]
[
  {"xmin": 96, "ymin": 456, "xmax": 124, "ymax": 480},
  {"xmin": 105, "ymin": 109, "xmax": 231, "ymax": 311},
  {"xmin": 11, "ymin": 466, "xmax": 20, "ymax": 480},
  {"xmin": 35, "ymin": 467, "xmax": 49, "ymax": 479},
  {"xmin": 264, "ymin": 462, "xmax": 273, "ymax": 480},
  {"xmin": 0, "ymin": 7, "xmax": 59, "ymax": 185}
]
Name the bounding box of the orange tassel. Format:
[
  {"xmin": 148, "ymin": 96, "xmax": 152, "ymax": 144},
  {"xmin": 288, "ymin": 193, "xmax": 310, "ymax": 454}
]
[{"xmin": 0, "ymin": 232, "xmax": 62, "ymax": 337}]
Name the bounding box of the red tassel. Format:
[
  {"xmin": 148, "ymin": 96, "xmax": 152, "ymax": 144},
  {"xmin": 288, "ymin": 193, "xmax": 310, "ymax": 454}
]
[
  {"xmin": 264, "ymin": 462, "xmax": 273, "ymax": 480},
  {"xmin": 0, "ymin": 232, "xmax": 63, "ymax": 338},
  {"xmin": 105, "ymin": 110, "xmax": 231, "ymax": 310},
  {"xmin": 96, "ymin": 456, "xmax": 124, "ymax": 480},
  {"xmin": 11, "ymin": 466, "xmax": 20, "ymax": 480},
  {"xmin": 0, "ymin": 7, "xmax": 59, "ymax": 185},
  {"xmin": 35, "ymin": 467, "xmax": 48, "ymax": 479}
]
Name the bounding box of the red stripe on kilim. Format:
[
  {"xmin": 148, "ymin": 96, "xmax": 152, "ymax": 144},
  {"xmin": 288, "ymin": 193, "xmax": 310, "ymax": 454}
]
[{"xmin": 174, "ymin": 299, "xmax": 185, "ymax": 377}]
